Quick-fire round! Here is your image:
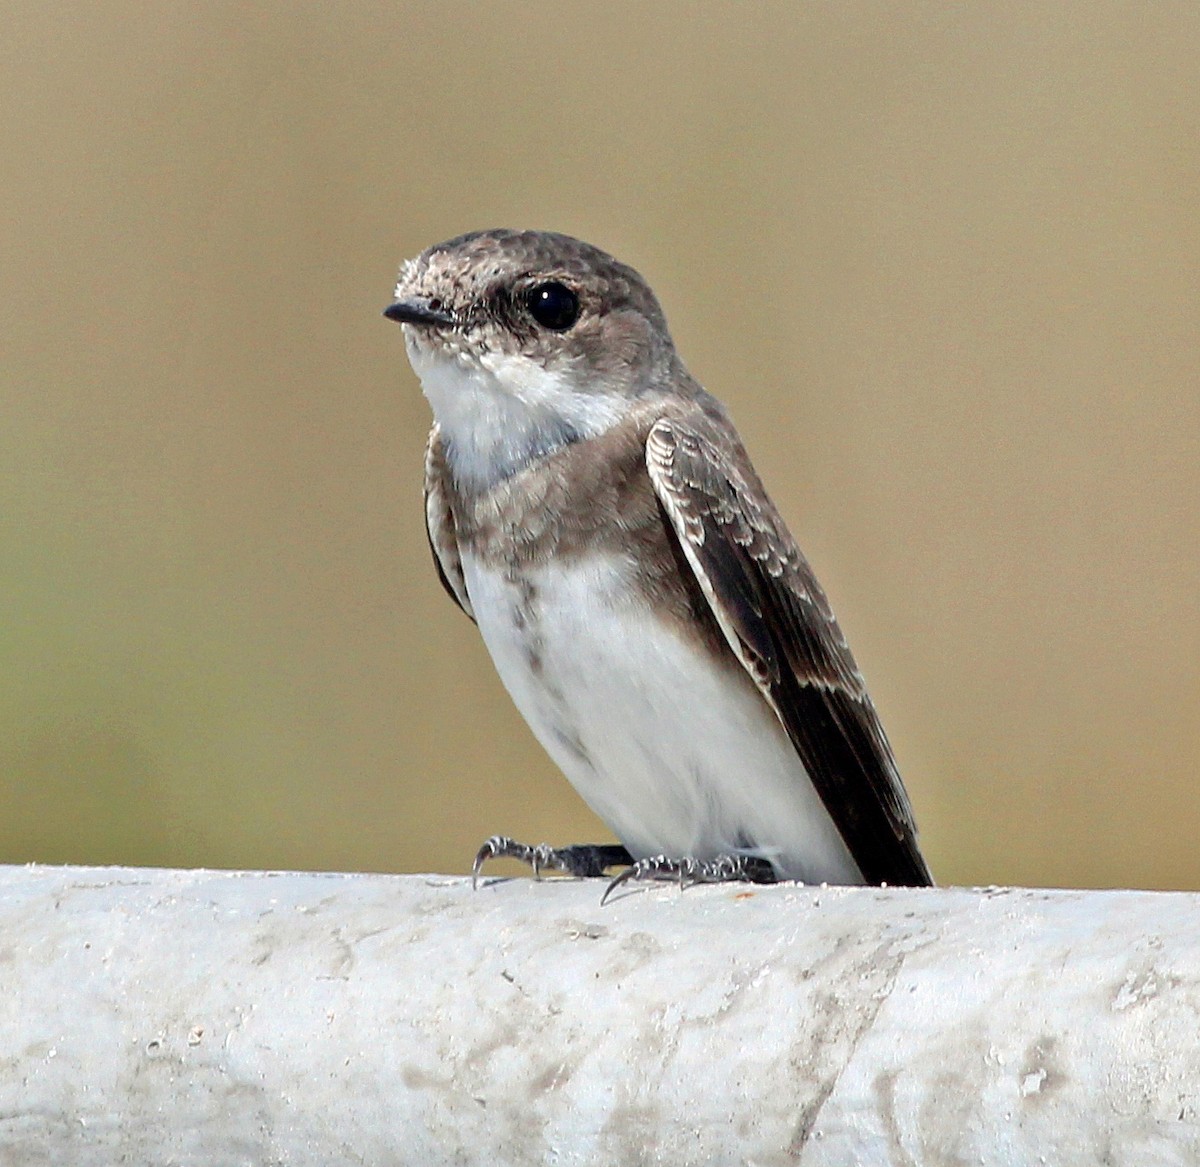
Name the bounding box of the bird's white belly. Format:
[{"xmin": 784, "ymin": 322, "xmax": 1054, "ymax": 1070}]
[{"xmin": 460, "ymin": 551, "xmax": 862, "ymax": 884}]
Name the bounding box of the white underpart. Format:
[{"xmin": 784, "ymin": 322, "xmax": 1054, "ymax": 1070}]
[
  {"xmin": 408, "ymin": 335, "xmax": 862, "ymax": 883},
  {"xmin": 461, "ymin": 552, "xmax": 863, "ymax": 885},
  {"xmin": 407, "ymin": 335, "xmax": 628, "ymax": 490}
]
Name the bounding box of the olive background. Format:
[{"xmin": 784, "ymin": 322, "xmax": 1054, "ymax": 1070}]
[{"xmin": 3, "ymin": 3, "xmax": 1198, "ymax": 888}]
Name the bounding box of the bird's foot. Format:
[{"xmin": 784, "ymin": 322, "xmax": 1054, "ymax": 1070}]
[
  {"xmin": 471, "ymin": 836, "xmax": 633, "ymax": 888},
  {"xmin": 601, "ymin": 852, "xmax": 778, "ymax": 905}
]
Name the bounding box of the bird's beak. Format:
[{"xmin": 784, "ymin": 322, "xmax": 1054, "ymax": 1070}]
[{"xmin": 383, "ymin": 298, "xmax": 455, "ymax": 327}]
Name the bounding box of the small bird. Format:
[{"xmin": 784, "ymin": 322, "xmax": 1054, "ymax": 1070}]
[{"xmin": 385, "ymin": 229, "xmax": 932, "ymax": 893}]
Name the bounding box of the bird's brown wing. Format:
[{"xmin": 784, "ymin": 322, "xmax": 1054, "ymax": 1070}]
[
  {"xmin": 424, "ymin": 425, "xmax": 474, "ymax": 622},
  {"xmin": 645, "ymin": 415, "xmax": 932, "ymax": 886}
]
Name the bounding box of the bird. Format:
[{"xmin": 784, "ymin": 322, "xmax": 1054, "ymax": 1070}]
[{"xmin": 384, "ymin": 228, "xmax": 932, "ymax": 895}]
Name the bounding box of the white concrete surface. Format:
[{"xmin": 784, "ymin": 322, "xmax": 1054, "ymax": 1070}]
[{"xmin": 0, "ymin": 866, "xmax": 1197, "ymax": 1165}]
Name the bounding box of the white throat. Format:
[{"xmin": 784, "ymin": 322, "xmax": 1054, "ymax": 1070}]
[{"xmin": 407, "ymin": 339, "xmax": 627, "ymax": 491}]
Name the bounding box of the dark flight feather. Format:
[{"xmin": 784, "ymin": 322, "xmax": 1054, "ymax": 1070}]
[{"xmin": 646, "ymin": 416, "xmax": 932, "ymax": 886}]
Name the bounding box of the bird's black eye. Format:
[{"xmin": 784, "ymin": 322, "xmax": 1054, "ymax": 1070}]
[{"xmin": 524, "ymin": 281, "xmax": 580, "ymax": 331}]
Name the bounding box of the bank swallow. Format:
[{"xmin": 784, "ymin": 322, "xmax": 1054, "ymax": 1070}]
[{"xmin": 385, "ymin": 229, "xmax": 932, "ymax": 894}]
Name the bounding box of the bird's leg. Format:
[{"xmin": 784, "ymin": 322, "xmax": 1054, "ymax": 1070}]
[
  {"xmin": 600, "ymin": 853, "xmax": 779, "ymax": 905},
  {"xmin": 471, "ymin": 836, "xmax": 633, "ymax": 887}
]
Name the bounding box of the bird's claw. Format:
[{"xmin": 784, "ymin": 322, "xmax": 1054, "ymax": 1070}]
[
  {"xmin": 600, "ymin": 852, "xmax": 778, "ymax": 905},
  {"xmin": 471, "ymin": 837, "xmax": 633, "ymax": 887}
]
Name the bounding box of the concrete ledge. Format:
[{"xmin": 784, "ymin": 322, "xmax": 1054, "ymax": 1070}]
[{"xmin": 1, "ymin": 866, "xmax": 1197, "ymax": 1165}]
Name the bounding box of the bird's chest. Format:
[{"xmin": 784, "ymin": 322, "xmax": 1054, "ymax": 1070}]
[
  {"xmin": 457, "ymin": 548, "xmax": 778, "ymax": 860},
  {"xmin": 459, "ymin": 552, "xmax": 644, "ymax": 739},
  {"xmin": 455, "ymin": 544, "xmax": 862, "ymax": 883},
  {"xmin": 458, "ymin": 548, "xmax": 718, "ymax": 789}
]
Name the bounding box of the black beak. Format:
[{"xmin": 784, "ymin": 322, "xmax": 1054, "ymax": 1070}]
[{"xmin": 383, "ymin": 298, "xmax": 455, "ymax": 327}]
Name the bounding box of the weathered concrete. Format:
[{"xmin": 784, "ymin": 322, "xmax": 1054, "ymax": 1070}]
[{"xmin": 0, "ymin": 866, "xmax": 1196, "ymax": 1165}]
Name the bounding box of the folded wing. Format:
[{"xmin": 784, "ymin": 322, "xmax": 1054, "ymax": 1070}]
[
  {"xmin": 646, "ymin": 415, "xmax": 932, "ymax": 886},
  {"xmin": 424, "ymin": 425, "xmax": 474, "ymax": 621}
]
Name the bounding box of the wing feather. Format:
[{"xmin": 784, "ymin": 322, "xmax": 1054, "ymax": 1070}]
[
  {"xmin": 424, "ymin": 426, "xmax": 474, "ymax": 621},
  {"xmin": 646, "ymin": 415, "xmax": 932, "ymax": 886}
]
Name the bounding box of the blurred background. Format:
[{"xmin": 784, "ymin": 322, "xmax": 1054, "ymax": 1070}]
[{"xmin": 3, "ymin": 3, "xmax": 1198, "ymax": 889}]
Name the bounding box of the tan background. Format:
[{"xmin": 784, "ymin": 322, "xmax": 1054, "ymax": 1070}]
[{"xmin": 3, "ymin": 3, "xmax": 1198, "ymax": 888}]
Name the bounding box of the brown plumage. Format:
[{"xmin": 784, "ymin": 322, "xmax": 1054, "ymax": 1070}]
[{"xmin": 394, "ymin": 228, "xmax": 933, "ymax": 887}]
